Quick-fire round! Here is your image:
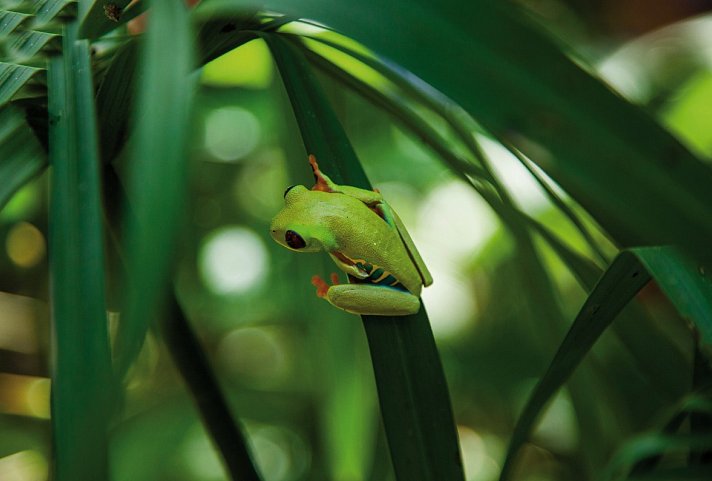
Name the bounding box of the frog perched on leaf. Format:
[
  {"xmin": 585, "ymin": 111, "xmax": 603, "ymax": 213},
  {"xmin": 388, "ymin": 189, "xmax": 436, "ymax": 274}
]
[{"xmin": 270, "ymin": 155, "xmax": 432, "ymax": 316}]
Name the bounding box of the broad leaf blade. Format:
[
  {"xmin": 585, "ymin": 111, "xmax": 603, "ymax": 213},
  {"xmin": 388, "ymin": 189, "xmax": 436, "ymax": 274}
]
[
  {"xmin": 264, "ymin": 33, "xmax": 465, "ymax": 481},
  {"xmin": 47, "ymin": 30, "xmax": 113, "ymax": 481},
  {"xmin": 500, "ymin": 251, "xmax": 651, "ymax": 481},
  {"xmin": 117, "ymin": 0, "xmax": 194, "ymax": 375}
]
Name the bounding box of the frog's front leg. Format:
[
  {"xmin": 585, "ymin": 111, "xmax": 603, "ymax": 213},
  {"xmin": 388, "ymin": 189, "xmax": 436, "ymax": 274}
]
[{"xmin": 311, "ymin": 274, "xmax": 420, "ymax": 316}]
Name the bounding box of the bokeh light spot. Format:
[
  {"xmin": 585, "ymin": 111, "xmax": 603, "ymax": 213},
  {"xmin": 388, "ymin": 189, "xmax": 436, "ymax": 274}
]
[
  {"xmin": 420, "ymin": 268, "xmax": 476, "ymax": 338},
  {"xmin": 0, "ymin": 451, "xmax": 47, "ymax": 481},
  {"xmin": 479, "ymin": 136, "xmax": 552, "ymax": 213},
  {"xmin": 6, "ymin": 222, "xmax": 45, "ymax": 268},
  {"xmin": 0, "ymin": 373, "xmax": 49, "ymax": 419},
  {"xmin": 533, "ymin": 389, "xmax": 578, "ymax": 452},
  {"xmin": 248, "ymin": 425, "xmax": 310, "ymax": 481},
  {"xmin": 217, "ymin": 327, "xmax": 287, "ymax": 387},
  {"xmin": 458, "ymin": 426, "xmax": 500, "ymax": 481},
  {"xmin": 416, "ymin": 180, "xmax": 497, "ymax": 263},
  {"xmin": 204, "ymin": 106, "xmax": 261, "ymax": 162},
  {"xmin": 252, "ymin": 428, "xmax": 290, "ymax": 481},
  {"xmin": 25, "ymin": 378, "xmax": 50, "ymax": 419},
  {"xmin": 234, "ymin": 149, "xmax": 289, "ymax": 221},
  {"xmin": 199, "ymin": 226, "xmax": 269, "ymax": 295}
]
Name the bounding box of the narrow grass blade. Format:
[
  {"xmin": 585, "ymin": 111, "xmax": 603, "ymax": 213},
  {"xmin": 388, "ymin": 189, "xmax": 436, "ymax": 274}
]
[
  {"xmin": 117, "ymin": 0, "xmax": 194, "ymax": 376},
  {"xmin": 264, "ymin": 33, "xmax": 465, "ymax": 481},
  {"xmin": 47, "ymin": 27, "xmax": 112, "ymax": 481},
  {"xmin": 603, "ymin": 433, "xmax": 712, "ymax": 481},
  {"xmin": 164, "ymin": 295, "xmax": 263, "ymax": 481},
  {"xmin": 0, "ymin": 104, "xmax": 46, "ymax": 211},
  {"xmin": 525, "ymin": 217, "xmax": 604, "ymax": 290},
  {"xmin": 500, "ymin": 251, "xmax": 651, "ymax": 481},
  {"xmin": 501, "ymin": 142, "xmax": 610, "ymax": 264},
  {"xmin": 198, "ymin": 0, "xmax": 712, "ymax": 262},
  {"xmin": 627, "ymin": 395, "xmax": 712, "ymax": 476}
]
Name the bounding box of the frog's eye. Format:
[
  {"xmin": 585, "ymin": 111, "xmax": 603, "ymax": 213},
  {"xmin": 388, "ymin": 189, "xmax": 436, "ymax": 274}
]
[
  {"xmin": 285, "ymin": 230, "xmax": 306, "ymax": 249},
  {"xmin": 283, "ymin": 185, "xmax": 297, "ymax": 198}
]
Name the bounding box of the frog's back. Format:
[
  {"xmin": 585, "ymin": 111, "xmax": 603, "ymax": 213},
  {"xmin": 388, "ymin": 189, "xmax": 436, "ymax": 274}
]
[{"xmin": 323, "ymin": 195, "xmax": 424, "ymax": 295}]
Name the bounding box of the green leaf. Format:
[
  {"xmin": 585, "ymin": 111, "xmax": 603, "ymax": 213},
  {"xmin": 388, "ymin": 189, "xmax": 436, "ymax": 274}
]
[
  {"xmin": 500, "ymin": 251, "xmax": 651, "ymax": 481},
  {"xmin": 634, "ymin": 246, "xmax": 712, "ymax": 352},
  {"xmin": 0, "ymin": 11, "xmax": 29, "ymax": 36},
  {"xmin": 79, "ymin": 0, "xmax": 135, "ymax": 39},
  {"xmin": 4, "ymin": 29, "xmax": 60, "ymax": 59},
  {"xmin": 264, "ymin": 32, "xmax": 464, "ymax": 481},
  {"xmin": 292, "ymin": 35, "xmax": 609, "ymax": 294},
  {"xmin": 604, "ymin": 432, "xmax": 712, "ymax": 481},
  {"xmin": 197, "ymin": 0, "xmax": 712, "ymax": 262},
  {"xmin": 35, "ymin": 0, "xmax": 76, "ymax": 25},
  {"xmin": 0, "ymin": 104, "xmax": 46, "ymax": 211},
  {"xmin": 95, "ymin": 39, "xmax": 137, "ymax": 164},
  {"xmin": 0, "ymin": 62, "xmax": 42, "ymax": 105},
  {"xmin": 500, "ymin": 247, "xmax": 712, "ymax": 480},
  {"xmin": 629, "ymin": 395, "xmax": 712, "ymax": 476},
  {"xmin": 47, "ymin": 26, "xmax": 113, "ymax": 481},
  {"xmin": 116, "ymin": 0, "xmax": 194, "ymax": 376}
]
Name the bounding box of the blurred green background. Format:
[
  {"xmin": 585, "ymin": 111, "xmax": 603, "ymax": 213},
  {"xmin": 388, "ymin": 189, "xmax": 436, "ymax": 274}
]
[{"xmin": 1, "ymin": 1, "xmax": 712, "ymax": 480}]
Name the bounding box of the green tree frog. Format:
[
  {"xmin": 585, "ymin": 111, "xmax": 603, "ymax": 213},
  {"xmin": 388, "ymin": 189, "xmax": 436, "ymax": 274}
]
[{"xmin": 270, "ymin": 155, "xmax": 433, "ymax": 316}]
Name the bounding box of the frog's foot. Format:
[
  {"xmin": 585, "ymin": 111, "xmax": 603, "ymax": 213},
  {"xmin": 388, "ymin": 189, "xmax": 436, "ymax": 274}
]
[
  {"xmin": 311, "ymin": 273, "xmax": 341, "ymax": 298},
  {"xmin": 308, "ymin": 154, "xmax": 335, "ymax": 193}
]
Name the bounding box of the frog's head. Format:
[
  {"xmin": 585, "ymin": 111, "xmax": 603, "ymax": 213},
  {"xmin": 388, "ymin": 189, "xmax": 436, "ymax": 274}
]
[{"xmin": 269, "ymin": 185, "xmax": 337, "ymax": 253}]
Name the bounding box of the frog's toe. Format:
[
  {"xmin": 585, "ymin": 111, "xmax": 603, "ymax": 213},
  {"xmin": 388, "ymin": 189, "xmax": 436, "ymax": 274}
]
[{"xmin": 311, "ymin": 275, "xmax": 329, "ymax": 298}]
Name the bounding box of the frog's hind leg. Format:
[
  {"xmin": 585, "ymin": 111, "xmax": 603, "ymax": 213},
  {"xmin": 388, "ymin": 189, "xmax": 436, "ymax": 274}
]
[{"xmin": 325, "ymin": 284, "xmax": 420, "ymax": 316}]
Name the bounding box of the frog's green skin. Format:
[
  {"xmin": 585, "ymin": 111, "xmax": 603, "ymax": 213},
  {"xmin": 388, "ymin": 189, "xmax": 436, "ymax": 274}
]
[{"xmin": 269, "ymin": 155, "xmax": 432, "ymax": 316}]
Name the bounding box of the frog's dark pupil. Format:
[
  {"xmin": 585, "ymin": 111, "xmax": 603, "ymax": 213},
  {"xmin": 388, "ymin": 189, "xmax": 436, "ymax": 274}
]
[
  {"xmin": 285, "ymin": 230, "xmax": 306, "ymax": 249},
  {"xmin": 283, "ymin": 185, "xmax": 297, "ymax": 198}
]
